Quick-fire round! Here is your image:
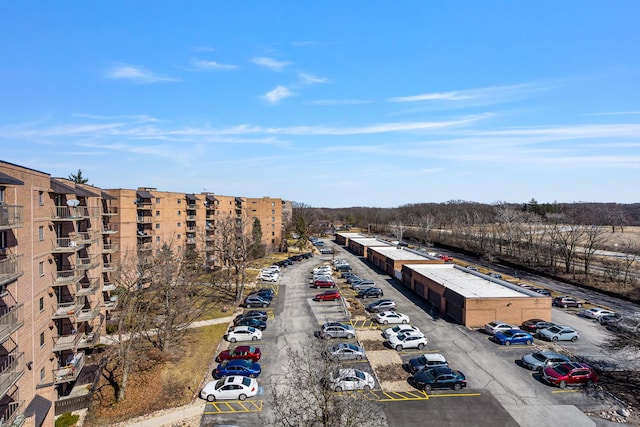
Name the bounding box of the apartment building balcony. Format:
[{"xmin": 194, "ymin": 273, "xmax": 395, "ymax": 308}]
[
  {"xmin": 102, "ymin": 242, "xmax": 118, "ymax": 253},
  {"xmin": 76, "ymin": 305, "xmax": 100, "ymax": 322},
  {"xmin": 0, "ymin": 352, "xmax": 25, "ymax": 398},
  {"xmin": 186, "ymin": 238, "xmax": 196, "ymax": 245},
  {"xmin": 0, "ymin": 204, "xmax": 23, "ymax": 230},
  {"xmin": 137, "ymin": 243, "xmax": 152, "ymax": 252},
  {"xmin": 205, "ymin": 235, "xmax": 215, "ymax": 242},
  {"xmin": 51, "ymin": 298, "xmax": 85, "ymax": 320},
  {"xmin": 82, "ymin": 206, "xmax": 101, "ymax": 219},
  {"xmin": 136, "ymin": 216, "xmax": 153, "ymax": 224},
  {"xmin": 0, "ymin": 304, "xmax": 23, "ymax": 344},
  {"xmin": 0, "ymin": 256, "xmax": 23, "ymax": 287},
  {"xmin": 186, "ymin": 226, "xmax": 196, "ymax": 232},
  {"xmin": 53, "ymin": 331, "xmax": 97, "ymax": 352},
  {"xmin": 75, "ymin": 231, "xmax": 100, "ymax": 245},
  {"xmin": 102, "ymin": 207, "xmax": 118, "ymax": 216},
  {"xmin": 103, "ymin": 298, "xmax": 118, "ymax": 310},
  {"xmin": 102, "ymin": 262, "xmax": 115, "ymax": 272},
  {"xmin": 53, "ymin": 352, "xmax": 84, "ymax": 385},
  {"xmin": 102, "ymin": 282, "xmax": 116, "ymax": 292},
  {"xmin": 205, "ymin": 245, "xmax": 215, "ymax": 252},
  {"xmin": 76, "ymin": 279, "xmax": 100, "ymax": 297},
  {"xmin": 102, "ymin": 224, "xmax": 118, "ymax": 234},
  {"xmin": 136, "ymin": 230, "xmax": 152, "ymax": 238},
  {"xmin": 52, "ymin": 206, "xmax": 83, "ymax": 221},
  {"xmin": 52, "ymin": 237, "xmax": 84, "ymax": 253},
  {"xmin": 76, "ymin": 256, "xmax": 99, "ymax": 271},
  {"xmin": 186, "ymin": 214, "xmax": 197, "ymax": 220},
  {"xmin": 0, "ymin": 400, "xmax": 24, "ymax": 427},
  {"xmin": 53, "ymin": 270, "xmax": 81, "ymax": 287}
]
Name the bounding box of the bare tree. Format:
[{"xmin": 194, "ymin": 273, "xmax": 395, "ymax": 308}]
[
  {"xmin": 264, "ymin": 340, "xmax": 386, "ymax": 427},
  {"xmin": 548, "ymin": 217, "xmax": 586, "ymax": 275},
  {"xmin": 389, "ymin": 221, "xmax": 406, "ymax": 243},
  {"xmin": 581, "ymin": 226, "xmax": 609, "ymax": 282}
]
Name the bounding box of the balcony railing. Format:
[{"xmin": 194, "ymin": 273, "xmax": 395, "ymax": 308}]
[
  {"xmin": 186, "ymin": 226, "xmax": 196, "ymax": 232},
  {"xmin": 53, "ymin": 270, "xmax": 81, "ymax": 286},
  {"xmin": 0, "ymin": 304, "xmax": 23, "ymax": 343},
  {"xmin": 52, "ymin": 237, "xmax": 84, "ymax": 253},
  {"xmin": 103, "ymin": 299, "xmax": 118, "ymax": 310},
  {"xmin": 0, "ymin": 400, "xmax": 24, "ymax": 427},
  {"xmin": 76, "ymin": 305, "xmax": 100, "ymax": 322},
  {"xmin": 53, "ymin": 333, "xmax": 82, "ymax": 352},
  {"xmin": 53, "ymin": 352, "xmax": 84, "ymax": 384},
  {"xmin": 102, "ymin": 282, "xmax": 116, "ymax": 292},
  {"xmin": 0, "ymin": 256, "xmax": 23, "ymax": 287},
  {"xmin": 52, "ymin": 298, "xmax": 85, "ymax": 319},
  {"xmin": 76, "ymin": 256, "xmax": 99, "ymax": 271},
  {"xmin": 186, "ymin": 238, "xmax": 196, "ymax": 245},
  {"xmin": 137, "ymin": 216, "xmax": 153, "ymax": 223},
  {"xmin": 102, "ymin": 263, "xmax": 115, "ymax": 272},
  {"xmin": 102, "ymin": 242, "xmax": 118, "ymax": 253},
  {"xmin": 76, "ymin": 279, "xmax": 100, "ymax": 296},
  {"xmin": 0, "ymin": 352, "xmax": 25, "ymax": 398},
  {"xmin": 102, "ymin": 224, "xmax": 118, "ymax": 234},
  {"xmin": 52, "ymin": 206, "xmax": 83, "ymax": 221},
  {"xmin": 102, "ymin": 207, "xmax": 118, "ymax": 216},
  {"xmin": 137, "ymin": 243, "xmax": 152, "ymax": 252},
  {"xmin": 186, "ymin": 215, "xmax": 197, "ymax": 220},
  {"xmin": 75, "ymin": 231, "xmax": 99, "ymax": 244},
  {"xmin": 0, "ymin": 204, "xmax": 23, "ymax": 230}
]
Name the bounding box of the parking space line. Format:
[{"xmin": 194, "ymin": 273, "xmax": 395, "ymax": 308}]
[
  {"xmin": 427, "ymin": 392, "xmax": 482, "ymax": 398},
  {"xmin": 204, "ymin": 400, "xmax": 264, "ymax": 414},
  {"xmin": 551, "ymin": 389, "xmax": 581, "ymax": 394}
]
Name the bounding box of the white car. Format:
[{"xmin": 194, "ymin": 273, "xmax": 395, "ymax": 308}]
[
  {"xmin": 383, "ymin": 324, "xmax": 421, "ymax": 339},
  {"xmin": 200, "ymin": 375, "xmax": 258, "ymax": 402},
  {"xmin": 226, "ymin": 326, "xmax": 262, "ymax": 343},
  {"xmin": 261, "ymin": 273, "xmax": 279, "ymax": 282},
  {"xmin": 484, "ymin": 321, "xmax": 516, "ymax": 335},
  {"xmin": 327, "ymin": 369, "xmax": 374, "ymax": 392},
  {"xmin": 375, "ymin": 311, "xmax": 410, "ymax": 325},
  {"xmin": 582, "ymin": 307, "xmax": 616, "ymax": 320},
  {"xmin": 387, "ymin": 331, "xmax": 427, "ymax": 351}
]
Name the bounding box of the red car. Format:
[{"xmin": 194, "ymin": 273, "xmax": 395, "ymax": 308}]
[
  {"xmin": 215, "ymin": 345, "xmax": 262, "ymax": 363},
  {"xmin": 542, "ymin": 362, "xmax": 598, "ymax": 389},
  {"xmin": 438, "ymin": 254, "xmax": 453, "ymax": 262},
  {"xmin": 313, "ymin": 279, "xmax": 335, "ymax": 289},
  {"xmin": 315, "ymin": 290, "xmax": 341, "ymax": 301}
]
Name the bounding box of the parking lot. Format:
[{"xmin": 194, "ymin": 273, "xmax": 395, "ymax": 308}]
[{"xmin": 201, "ymin": 241, "xmax": 627, "ymax": 427}]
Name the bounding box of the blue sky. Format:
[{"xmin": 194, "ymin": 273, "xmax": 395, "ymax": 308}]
[{"xmin": 1, "ymin": 1, "xmax": 639, "ymax": 208}]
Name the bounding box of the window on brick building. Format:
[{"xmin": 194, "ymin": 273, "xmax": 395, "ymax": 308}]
[
  {"xmin": 38, "ymin": 261, "xmax": 44, "ymax": 277},
  {"xmin": 40, "ymin": 332, "xmax": 45, "ymax": 347},
  {"xmin": 38, "ymin": 226, "xmax": 44, "ymax": 241},
  {"xmin": 39, "ymin": 297, "xmax": 44, "ymax": 312}
]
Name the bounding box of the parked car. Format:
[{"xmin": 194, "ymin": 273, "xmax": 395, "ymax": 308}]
[
  {"xmin": 599, "ymin": 312, "xmax": 623, "ymax": 325},
  {"xmin": 260, "ymin": 274, "xmax": 279, "ymax": 282},
  {"xmin": 387, "ymin": 331, "xmax": 427, "ymax": 351},
  {"xmin": 319, "ymin": 248, "xmax": 333, "ymax": 254},
  {"xmin": 375, "ymin": 311, "xmax": 410, "ymax": 325},
  {"xmin": 314, "ymin": 290, "xmax": 341, "ymax": 301},
  {"xmin": 350, "ymin": 280, "xmax": 375, "ymax": 290},
  {"xmin": 236, "ymin": 310, "xmax": 267, "ymax": 322},
  {"xmin": 466, "ymin": 265, "xmax": 479, "ymax": 271},
  {"xmin": 244, "ymin": 294, "xmax": 271, "ymax": 308},
  {"xmin": 324, "ymin": 343, "xmax": 365, "ymax": 361},
  {"xmin": 552, "ymin": 296, "xmax": 583, "ymax": 308},
  {"xmin": 438, "ymin": 254, "xmax": 453, "ymax": 262},
  {"xmin": 200, "ymin": 375, "xmax": 258, "ymax": 402},
  {"xmin": 520, "ymin": 319, "xmax": 555, "ymax": 333},
  {"xmin": 248, "ymin": 289, "xmax": 275, "ymax": 300},
  {"xmin": 340, "ymin": 271, "xmax": 356, "ymax": 279},
  {"xmin": 537, "ymin": 325, "xmax": 579, "ymax": 342},
  {"xmin": 313, "ymin": 279, "xmax": 336, "ymax": 289},
  {"xmin": 213, "ymin": 359, "xmax": 261, "ymax": 379},
  {"xmin": 357, "ymin": 287, "xmax": 384, "ymax": 299},
  {"xmin": 484, "ymin": 321, "xmax": 516, "ymax": 335},
  {"xmin": 413, "ymin": 367, "xmax": 467, "ymax": 391},
  {"xmin": 234, "ymin": 317, "xmax": 267, "ymax": 331},
  {"xmin": 320, "ymin": 322, "xmax": 356, "ymax": 339},
  {"xmin": 383, "ymin": 324, "xmax": 421, "ymax": 339},
  {"xmin": 493, "ymin": 329, "xmax": 534, "ymax": 346},
  {"xmin": 406, "ymin": 353, "xmax": 448, "ymax": 374},
  {"xmin": 325, "ymin": 369, "xmax": 374, "ymax": 392},
  {"xmin": 226, "ymin": 326, "xmax": 262, "ymax": 343},
  {"xmin": 346, "ymin": 275, "xmax": 362, "ymax": 284},
  {"xmin": 521, "ymin": 351, "xmax": 571, "ymax": 372},
  {"xmin": 582, "ymin": 307, "xmax": 616, "ymax": 320},
  {"xmin": 542, "ymin": 362, "xmax": 598, "ymax": 389},
  {"xmin": 335, "ymin": 263, "xmax": 351, "ymax": 272},
  {"xmin": 215, "ymin": 345, "xmax": 261, "ymax": 363},
  {"xmin": 366, "ymin": 299, "xmax": 397, "ymax": 313},
  {"xmin": 535, "ymin": 288, "xmax": 552, "ymax": 296},
  {"xmin": 488, "ymin": 272, "xmax": 503, "ymax": 279}
]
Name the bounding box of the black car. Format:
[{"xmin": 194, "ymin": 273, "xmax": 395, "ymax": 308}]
[
  {"xmin": 249, "ymin": 289, "xmax": 275, "ymax": 300},
  {"xmin": 413, "ymin": 367, "xmax": 467, "ymax": 391},
  {"xmin": 234, "ymin": 317, "xmax": 267, "ymax": 331},
  {"xmin": 357, "ymin": 287, "xmax": 383, "ymax": 299},
  {"xmin": 599, "ymin": 312, "xmax": 623, "ymax": 325},
  {"xmin": 237, "ymin": 310, "xmax": 268, "ymax": 322}
]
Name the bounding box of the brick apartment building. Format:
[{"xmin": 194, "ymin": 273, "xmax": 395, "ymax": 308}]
[{"xmin": 0, "ymin": 160, "xmax": 287, "ymax": 426}]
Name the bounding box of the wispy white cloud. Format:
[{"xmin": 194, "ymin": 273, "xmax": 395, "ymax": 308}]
[
  {"xmin": 389, "ymin": 82, "xmax": 557, "ymax": 105},
  {"xmin": 191, "ymin": 59, "xmax": 238, "ymax": 70},
  {"xmin": 583, "ymin": 111, "xmax": 640, "ymax": 116},
  {"xmin": 262, "ymin": 86, "xmax": 295, "ymax": 104},
  {"xmin": 105, "ymin": 64, "xmax": 180, "ymax": 83},
  {"xmin": 299, "ymin": 72, "xmax": 328, "ymax": 84},
  {"xmin": 252, "ymin": 56, "xmax": 290, "ymax": 72}
]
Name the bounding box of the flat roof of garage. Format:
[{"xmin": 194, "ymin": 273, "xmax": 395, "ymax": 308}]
[
  {"xmin": 349, "ymin": 237, "xmax": 396, "ymax": 246},
  {"xmin": 335, "ymin": 232, "xmax": 364, "ymax": 238},
  {"xmin": 406, "ymin": 264, "xmax": 529, "ymax": 299},
  {"xmin": 369, "ymin": 246, "xmax": 435, "ymax": 261}
]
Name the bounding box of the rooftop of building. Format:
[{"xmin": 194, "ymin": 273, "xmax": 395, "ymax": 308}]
[
  {"xmin": 349, "ymin": 237, "xmax": 397, "ymax": 247},
  {"xmin": 368, "ymin": 246, "xmax": 437, "ymax": 261}
]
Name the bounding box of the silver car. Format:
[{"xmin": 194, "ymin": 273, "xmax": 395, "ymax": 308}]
[
  {"xmin": 537, "ymin": 325, "xmax": 579, "ymax": 342},
  {"xmin": 325, "ymin": 343, "xmax": 365, "ymax": 361},
  {"xmin": 521, "ymin": 351, "xmax": 571, "ymax": 372},
  {"xmin": 320, "ymin": 322, "xmax": 356, "ymax": 339}
]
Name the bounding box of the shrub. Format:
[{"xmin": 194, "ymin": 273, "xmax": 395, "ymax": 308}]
[{"xmin": 55, "ymin": 412, "xmax": 79, "ymax": 427}]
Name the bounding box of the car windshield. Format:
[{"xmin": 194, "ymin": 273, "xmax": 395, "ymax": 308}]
[
  {"xmin": 532, "ymin": 352, "xmax": 547, "ymax": 362},
  {"xmin": 554, "ymin": 364, "xmax": 571, "ymax": 375},
  {"xmin": 242, "ymin": 377, "xmax": 252, "ymax": 387},
  {"xmin": 214, "ymin": 379, "xmax": 225, "ymax": 390},
  {"xmin": 547, "ymin": 326, "xmax": 561, "ymax": 333},
  {"xmin": 396, "ymin": 333, "xmax": 407, "ymax": 340},
  {"xmin": 488, "ymin": 322, "xmax": 498, "ymax": 328},
  {"xmin": 417, "ymin": 355, "xmax": 427, "ymax": 364},
  {"xmin": 355, "ymin": 371, "xmax": 365, "ymax": 380},
  {"xmin": 392, "ymin": 326, "xmax": 401, "ymax": 332},
  {"xmin": 347, "ymin": 344, "xmax": 358, "ymax": 351}
]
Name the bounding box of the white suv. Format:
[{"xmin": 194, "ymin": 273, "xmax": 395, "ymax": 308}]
[{"xmin": 387, "ymin": 331, "xmax": 427, "ymax": 351}]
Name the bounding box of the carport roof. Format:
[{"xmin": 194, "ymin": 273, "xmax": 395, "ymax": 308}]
[
  {"xmin": 369, "ymin": 246, "xmax": 434, "ymax": 261},
  {"xmin": 349, "ymin": 237, "xmax": 396, "ymax": 247},
  {"xmin": 406, "ymin": 264, "xmax": 529, "ymax": 299},
  {"xmin": 335, "ymin": 232, "xmax": 364, "ymax": 238}
]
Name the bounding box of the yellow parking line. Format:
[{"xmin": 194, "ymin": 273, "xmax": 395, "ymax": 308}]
[{"xmin": 551, "ymin": 389, "xmax": 580, "ymax": 394}]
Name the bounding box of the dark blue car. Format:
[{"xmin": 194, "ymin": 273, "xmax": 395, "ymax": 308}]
[
  {"xmin": 234, "ymin": 317, "xmax": 267, "ymax": 330},
  {"xmin": 213, "ymin": 359, "xmax": 262, "ymax": 379},
  {"xmin": 413, "ymin": 366, "xmax": 466, "ymax": 391},
  {"xmin": 494, "ymin": 329, "xmax": 534, "ymax": 346}
]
